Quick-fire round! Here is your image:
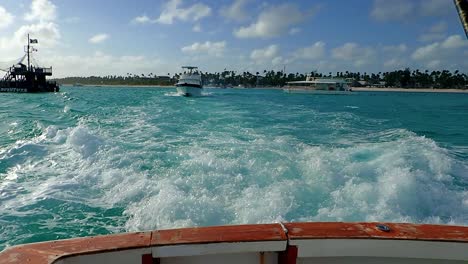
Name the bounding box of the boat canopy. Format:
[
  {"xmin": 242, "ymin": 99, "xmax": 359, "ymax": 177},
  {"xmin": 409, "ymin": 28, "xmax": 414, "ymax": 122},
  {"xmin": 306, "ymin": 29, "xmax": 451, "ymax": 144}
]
[{"xmin": 287, "ymin": 79, "xmax": 346, "ymax": 85}]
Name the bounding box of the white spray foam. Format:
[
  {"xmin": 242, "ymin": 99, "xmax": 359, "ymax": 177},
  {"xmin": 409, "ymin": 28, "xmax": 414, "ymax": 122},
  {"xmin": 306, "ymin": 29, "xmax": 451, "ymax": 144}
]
[
  {"xmin": 0, "ymin": 124, "xmax": 106, "ymax": 212},
  {"xmin": 66, "ymin": 126, "xmax": 103, "ymax": 158},
  {"xmin": 1, "ymin": 106, "xmax": 467, "ymax": 239},
  {"xmin": 297, "ymin": 133, "xmax": 468, "ymax": 224},
  {"xmin": 118, "ymin": 124, "xmax": 467, "ymax": 231}
]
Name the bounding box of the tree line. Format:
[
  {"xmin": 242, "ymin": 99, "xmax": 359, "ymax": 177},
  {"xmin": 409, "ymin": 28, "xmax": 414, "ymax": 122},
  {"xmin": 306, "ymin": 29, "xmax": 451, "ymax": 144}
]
[{"xmin": 55, "ymin": 68, "xmax": 468, "ymax": 89}]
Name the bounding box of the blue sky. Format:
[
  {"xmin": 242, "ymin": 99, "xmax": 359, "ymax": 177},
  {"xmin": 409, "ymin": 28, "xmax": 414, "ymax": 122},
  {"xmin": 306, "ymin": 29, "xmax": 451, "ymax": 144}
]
[{"xmin": 0, "ymin": 0, "xmax": 467, "ymax": 77}]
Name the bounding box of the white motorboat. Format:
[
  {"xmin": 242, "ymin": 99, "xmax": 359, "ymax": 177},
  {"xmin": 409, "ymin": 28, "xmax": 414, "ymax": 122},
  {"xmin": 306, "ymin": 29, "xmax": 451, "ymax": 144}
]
[
  {"xmin": 0, "ymin": 222, "xmax": 467, "ymax": 264},
  {"xmin": 176, "ymin": 66, "xmax": 203, "ymax": 97}
]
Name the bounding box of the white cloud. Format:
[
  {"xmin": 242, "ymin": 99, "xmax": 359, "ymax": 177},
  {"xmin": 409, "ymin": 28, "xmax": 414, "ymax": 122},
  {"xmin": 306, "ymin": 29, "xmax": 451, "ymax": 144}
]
[
  {"xmin": 380, "ymin": 44, "xmax": 408, "ymax": 70},
  {"xmin": 234, "ymin": 4, "xmax": 315, "ymax": 38},
  {"xmin": 220, "ymin": 0, "xmax": 249, "ymax": 22},
  {"xmin": 411, "ymin": 35, "xmax": 468, "ymax": 69},
  {"xmin": 89, "ymin": 34, "xmax": 109, "ymax": 44},
  {"xmin": 371, "ymin": 0, "xmax": 452, "ymax": 22},
  {"xmin": 0, "ymin": 6, "xmax": 14, "ymax": 30},
  {"xmin": 249, "ymin": 44, "xmax": 286, "ymax": 66},
  {"xmin": 383, "ymin": 58, "xmax": 407, "ymax": 69},
  {"xmin": 181, "ymin": 41, "xmax": 226, "ymax": 57},
  {"xmin": 1, "ymin": 0, "xmax": 464, "ymax": 78},
  {"xmin": 412, "ymin": 35, "xmax": 467, "ymax": 61},
  {"xmin": 271, "ymin": 56, "xmax": 284, "ymax": 66},
  {"xmin": 332, "ymin": 43, "xmax": 375, "ymax": 67},
  {"xmin": 427, "ymin": 60, "xmax": 441, "ymax": 68},
  {"xmin": 412, "ymin": 42, "xmax": 440, "ymax": 60},
  {"xmin": 192, "ymin": 23, "xmax": 201, "ymax": 32},
  {"xmin": 420, "ymin": 0, "xmax": 451, "ymax": 16},
  {"xmin": 289, "ymin": 27, "xmax": 301, "ymax": 35},
  {"xmin": 132, "ymin": 15, "xmax": 153, "ymax": 24},
  {"xmin": 440, "ymin": 34, "xmax": 467, "ymax": 49},
  {"xmin": 370, "ymin": 0, "xmax": 414, "ymax": 21},
  {"xmin": 292, "ymin": 41, "xmax": 326, "ymax": 60},
  {"xmin": 419, "ymin": 21, "xmax": 448, "ymax": 42},
  {"xmin": 24, "ymin": 0, "xmax": 56, "ymax": 22},
  {"xmin": 40, "ymin": 52, "xmax": 167, "ymax": 78},
  {"xmin": 156, "ymin": 0, "xmax": 211, "ymax": 24},
  {"xmin": 0, "ymin": 22, "xmax": 60, "ymax": 61},
  {"xmin": 382, "ymin": 44, "xmax": 408, "ymax": 53},
  {"xmin": 15, "ymin": 22, "xmax": 60, "ymax": 47},
  {"xmin": 250, "ymin": 44, "xmax": 279, "ymax": 61},
  {"xmin": 0, "ymin": 0, "xmax": 60, "ymax": 62},
  {"xmin": 419, "ymin": 33, "xmax": 446, "ymax": 42},
  {"xmin": 430, "ymin": 21, "xmax": 448, "ymax": 33}
]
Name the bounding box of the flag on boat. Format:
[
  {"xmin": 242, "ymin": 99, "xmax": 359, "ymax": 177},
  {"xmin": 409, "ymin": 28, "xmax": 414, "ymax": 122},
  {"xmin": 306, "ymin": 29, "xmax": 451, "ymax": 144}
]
[{"xmin": 30, "ymin": 39, "xmax": 38, "ymax": 44}]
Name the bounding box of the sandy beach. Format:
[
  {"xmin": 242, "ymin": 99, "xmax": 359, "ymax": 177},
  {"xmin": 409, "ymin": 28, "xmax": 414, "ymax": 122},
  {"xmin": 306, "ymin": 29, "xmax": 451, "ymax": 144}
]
[{"xmin": 352, "ymin": 87, "xmax": 468, "ymax": 93}]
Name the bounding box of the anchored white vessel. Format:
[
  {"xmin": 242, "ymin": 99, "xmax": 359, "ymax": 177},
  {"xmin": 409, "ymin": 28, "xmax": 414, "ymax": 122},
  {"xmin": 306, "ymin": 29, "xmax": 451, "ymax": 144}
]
[
  {"xmin": 176, "ymin": 66, "xmax": 203, "ymax": 97},
  {"xmin": 0, "ymin": 222, "xmax": 467, "ymax": 264},
  {"xmin": 285, "ymin": 74, "xmax": 352, "ymax": 93}
]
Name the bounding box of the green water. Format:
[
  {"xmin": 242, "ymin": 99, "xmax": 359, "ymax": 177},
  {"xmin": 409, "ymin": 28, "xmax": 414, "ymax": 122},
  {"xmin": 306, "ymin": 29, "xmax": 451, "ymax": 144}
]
[{"xmin": 0, "ymin": 86, "xmax": 467, "ymax": 250}]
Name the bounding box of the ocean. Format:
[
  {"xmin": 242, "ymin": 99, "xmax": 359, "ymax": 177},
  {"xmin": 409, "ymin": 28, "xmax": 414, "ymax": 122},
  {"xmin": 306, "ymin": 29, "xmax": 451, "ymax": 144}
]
[{"xmin": 0, "ymin": 86, "xmax": 467, "ymax": 250}]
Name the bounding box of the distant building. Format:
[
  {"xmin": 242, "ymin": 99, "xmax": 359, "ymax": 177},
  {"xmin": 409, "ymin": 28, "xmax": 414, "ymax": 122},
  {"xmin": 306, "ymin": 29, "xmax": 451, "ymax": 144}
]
[{"xmin": 371, "ymin": 81, "xmax": 386, "ymax": 88}]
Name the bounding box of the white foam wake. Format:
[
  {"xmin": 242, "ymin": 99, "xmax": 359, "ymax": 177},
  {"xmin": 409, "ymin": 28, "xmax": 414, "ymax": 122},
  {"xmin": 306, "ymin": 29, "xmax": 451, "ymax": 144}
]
[{"xmin": 1, "ymin": 122, "xmax": 466, "ymax": 236}]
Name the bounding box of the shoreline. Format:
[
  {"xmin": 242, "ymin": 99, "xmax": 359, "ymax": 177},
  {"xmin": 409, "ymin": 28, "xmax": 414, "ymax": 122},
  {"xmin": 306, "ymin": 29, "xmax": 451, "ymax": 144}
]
[
  {"xmin": 62, "ymin": 84, "xmax": 175, "ymax": 88},
  {"xmin": 61, "ymin": 84, "xmax": 468, "ymax": 93}
]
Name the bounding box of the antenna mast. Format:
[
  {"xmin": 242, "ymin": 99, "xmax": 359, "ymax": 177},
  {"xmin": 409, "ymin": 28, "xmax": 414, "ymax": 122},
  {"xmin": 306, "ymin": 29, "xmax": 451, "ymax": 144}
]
[{"xmin": 27, "ymin": 34, "xmax": 30, "ymax": 71}]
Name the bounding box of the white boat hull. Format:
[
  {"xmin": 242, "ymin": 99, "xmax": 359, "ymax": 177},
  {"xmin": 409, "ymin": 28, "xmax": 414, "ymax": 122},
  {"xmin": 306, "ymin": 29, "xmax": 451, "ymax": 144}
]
[{"xmin": 176, "ymin": 86, "xmax": 203, "ymax": 97}]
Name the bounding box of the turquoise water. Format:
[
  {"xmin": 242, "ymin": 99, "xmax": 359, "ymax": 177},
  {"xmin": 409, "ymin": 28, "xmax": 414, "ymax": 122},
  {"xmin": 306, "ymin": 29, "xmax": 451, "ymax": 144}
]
[{"xmin": 0, "ymin": 87, "xmax": 467, "ymax": 250}]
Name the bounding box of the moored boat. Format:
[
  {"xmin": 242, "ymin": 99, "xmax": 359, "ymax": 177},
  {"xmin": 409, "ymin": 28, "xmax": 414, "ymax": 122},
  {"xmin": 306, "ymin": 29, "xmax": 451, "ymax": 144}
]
[
  {"xmin": 176, "ymin": 66, "xmax": 203, "ymax": 97},
  {"xmin": 0, "ymin": 222, "xmax": 467, "ymax": 263},
  {"xmin": 284, "ymin": 74, "xmax": 352, "ymax": 94}
]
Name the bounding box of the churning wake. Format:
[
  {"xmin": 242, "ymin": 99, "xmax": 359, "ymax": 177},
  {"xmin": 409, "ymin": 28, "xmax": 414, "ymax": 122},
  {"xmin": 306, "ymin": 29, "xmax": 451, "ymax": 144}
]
[{"xmin": 0, "ymin": 87, "xmax": 467, "ymax": 249}]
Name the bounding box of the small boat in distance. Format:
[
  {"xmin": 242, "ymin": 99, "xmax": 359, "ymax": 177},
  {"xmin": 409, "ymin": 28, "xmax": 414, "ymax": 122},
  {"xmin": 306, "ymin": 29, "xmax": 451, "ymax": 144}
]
[
  {"xmin": 284, "ymin": 74, "xmax": 352, "ymax": 94},
  {"xmin": 176, "ymin": 66, "xmax": 203, "ymax": 97}
]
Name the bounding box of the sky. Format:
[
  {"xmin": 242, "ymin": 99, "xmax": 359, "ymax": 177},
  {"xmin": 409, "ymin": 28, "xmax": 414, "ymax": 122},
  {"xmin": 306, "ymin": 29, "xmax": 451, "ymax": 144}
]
[{"xmin": 0, "ymin": 0, "xmax": 467, "ymax": 78}]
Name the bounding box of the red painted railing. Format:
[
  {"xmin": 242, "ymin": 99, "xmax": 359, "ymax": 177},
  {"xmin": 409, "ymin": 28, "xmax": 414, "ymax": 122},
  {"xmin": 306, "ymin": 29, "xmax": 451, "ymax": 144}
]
[{"xmin": 0, "ymin": 222, "xmax": 467, "ymax": 264}]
